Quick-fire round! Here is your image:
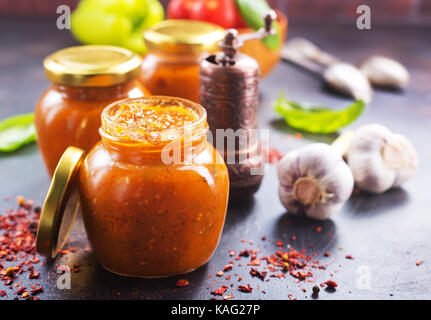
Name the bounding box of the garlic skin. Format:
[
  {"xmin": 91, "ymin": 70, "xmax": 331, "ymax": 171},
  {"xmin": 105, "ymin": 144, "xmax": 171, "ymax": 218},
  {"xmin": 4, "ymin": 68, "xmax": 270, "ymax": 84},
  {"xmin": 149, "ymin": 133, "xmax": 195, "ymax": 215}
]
[
  {"xmin": 277, "ymin": 143, "xmax": 354, "ymax": 220},
  {"xmin": 347, "ymin": 124, "xmax": 418, "ymax": 193},
  {"xmin": 360, "ymin": 56, "xmax": 410, "ymax": 89}
]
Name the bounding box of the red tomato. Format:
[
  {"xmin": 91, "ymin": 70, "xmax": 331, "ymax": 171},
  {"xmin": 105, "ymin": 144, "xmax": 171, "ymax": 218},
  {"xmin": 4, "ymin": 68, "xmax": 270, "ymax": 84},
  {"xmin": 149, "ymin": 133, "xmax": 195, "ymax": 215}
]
[
  {"xmin": 189, "ymin": 0, "xmax": 237, "ymax": 29},
  {"xmin": 167, "ymin": 0, "xmax": 200, "ymax": 19}
]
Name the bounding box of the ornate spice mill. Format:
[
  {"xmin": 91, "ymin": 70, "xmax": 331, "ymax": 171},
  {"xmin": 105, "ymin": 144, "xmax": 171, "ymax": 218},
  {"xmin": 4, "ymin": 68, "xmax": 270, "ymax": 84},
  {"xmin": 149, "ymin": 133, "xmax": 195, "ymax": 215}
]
[{"xmin": 199, "ymin": 12, "xmax": 276, "ymax": 201}]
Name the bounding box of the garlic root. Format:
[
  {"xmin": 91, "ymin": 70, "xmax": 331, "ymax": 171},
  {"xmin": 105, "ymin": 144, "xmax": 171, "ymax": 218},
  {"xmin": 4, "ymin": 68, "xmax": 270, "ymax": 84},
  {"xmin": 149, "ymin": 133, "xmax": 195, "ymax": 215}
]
[
  {"xmin": 277, "ymin": 143, "xmax": 354, "ymax": 220},
  {"xmin": 347, "ymin": 124, "xmax": 418, "ymax": 193}
]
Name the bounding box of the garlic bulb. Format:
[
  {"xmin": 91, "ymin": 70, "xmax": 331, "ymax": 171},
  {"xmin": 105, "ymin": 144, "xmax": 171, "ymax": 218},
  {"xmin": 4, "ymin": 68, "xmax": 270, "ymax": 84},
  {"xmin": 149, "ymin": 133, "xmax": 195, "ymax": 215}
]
[
  {"xmin": 347, "ymin": 124, "xmax": 418, "ymax": 193},
  {"xmin": 277, "ymin": 143, "xmax": 354, "ymax": 220},
  {"xmin": 360, "ymin": 56, "xmax": 410, "ymax": 89}
]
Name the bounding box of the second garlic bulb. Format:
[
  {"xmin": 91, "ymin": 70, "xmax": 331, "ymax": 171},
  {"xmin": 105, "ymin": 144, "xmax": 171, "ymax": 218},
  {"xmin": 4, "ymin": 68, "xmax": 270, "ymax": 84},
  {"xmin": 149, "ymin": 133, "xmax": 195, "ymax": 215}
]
[
  {"xmin": 347, "ymin": 124, "xmax": 418, "ymax": 193},
  {"xmin": 278, "ymin": 143, "xmax": 354, "ymax": 220}
]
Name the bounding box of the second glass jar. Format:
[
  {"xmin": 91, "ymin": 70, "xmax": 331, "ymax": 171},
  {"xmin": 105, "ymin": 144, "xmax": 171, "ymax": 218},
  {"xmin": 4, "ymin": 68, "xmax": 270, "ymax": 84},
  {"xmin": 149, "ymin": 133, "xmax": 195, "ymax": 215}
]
[{"xmin": 140, "ymin": 20, "xmax": 224, "ymax": 103}]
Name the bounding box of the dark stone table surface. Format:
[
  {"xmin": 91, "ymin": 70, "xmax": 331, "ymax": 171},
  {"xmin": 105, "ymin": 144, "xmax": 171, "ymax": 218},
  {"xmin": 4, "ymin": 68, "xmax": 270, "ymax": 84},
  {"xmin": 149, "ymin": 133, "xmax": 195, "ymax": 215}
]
[{"xmin": 0, "ymin": 17, "xmax": 430, "ymax": 300}]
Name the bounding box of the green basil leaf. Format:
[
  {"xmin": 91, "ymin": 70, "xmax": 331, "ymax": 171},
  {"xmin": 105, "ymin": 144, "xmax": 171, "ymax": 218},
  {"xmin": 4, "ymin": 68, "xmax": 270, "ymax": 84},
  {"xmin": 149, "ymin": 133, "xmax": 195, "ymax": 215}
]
[
  {"xmin": 0, "ymin": 113, "xmax": 36, "ymax": 152},
  {"xmin": 235, "ymin": 0, "xmax": 281, "ymax": 51},
  {"xmin": 274, "ymin": 93, "xmax": 365, "ymax": 134}
]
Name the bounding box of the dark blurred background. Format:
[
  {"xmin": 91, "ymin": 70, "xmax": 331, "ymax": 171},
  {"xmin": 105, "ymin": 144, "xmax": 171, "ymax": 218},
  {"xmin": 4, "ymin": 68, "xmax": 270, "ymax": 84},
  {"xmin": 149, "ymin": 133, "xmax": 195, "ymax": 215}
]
[{"xmin": 1, "ymin": 0, "xmax": 430, "ymax": 24}]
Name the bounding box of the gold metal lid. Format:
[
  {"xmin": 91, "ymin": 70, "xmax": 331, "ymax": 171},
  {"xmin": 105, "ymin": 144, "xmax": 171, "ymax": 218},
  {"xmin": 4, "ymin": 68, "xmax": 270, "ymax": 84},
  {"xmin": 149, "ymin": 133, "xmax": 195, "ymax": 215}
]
[
  {"xmin": 43, "ymin": 45, "xmax": 142, "ymax": 87},
  {"xmin": 144, "ymin": 20, "xmax": 224, "ymax": 56},
  {"xmin": 36, "ymin": 147, "xmax": 85, "ymax": 259}
]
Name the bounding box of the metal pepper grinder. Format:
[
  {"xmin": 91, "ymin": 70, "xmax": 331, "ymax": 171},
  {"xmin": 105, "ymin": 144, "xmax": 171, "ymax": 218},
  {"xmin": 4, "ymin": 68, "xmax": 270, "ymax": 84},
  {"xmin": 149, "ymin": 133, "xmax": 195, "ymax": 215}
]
[{"xmin": 199, "ymin": 12, "xmax": 276, "ymax": 202}]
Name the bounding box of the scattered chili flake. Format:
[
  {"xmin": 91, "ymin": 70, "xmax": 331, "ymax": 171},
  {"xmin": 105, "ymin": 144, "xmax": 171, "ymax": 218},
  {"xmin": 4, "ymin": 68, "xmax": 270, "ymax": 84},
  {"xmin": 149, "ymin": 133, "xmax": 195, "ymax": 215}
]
[
  {"xmin": 291, "ymin": 236, "xmax": 297, "ymax": 241},
  {"xmin": 247, "ymin": 259, "xmax": 261, "ymax": 266},
  {"xmin": 323, "ymin": 280, "xmax": 338, "ymax": 291},
  {"xmin": 294, "ymin": 133, "xmax": 303, "ymax": 139},
  {"xmin": 2, "ymin": 266, "xmax": 19, "ymax": 277},
  {"xmin": 30, "ymin": 286, "xmax": 43, "ymax": 294},
  {"xmin": 216, "ymin": 271, "xmax": 224, "ymax": 277},
  {"xmin": 324, "ymin": 251, "xmax": 331, "ymax": 257},
  {"xmin": 237, "ymin": 284, "xmax": 253, "ymax": 293},
  {"xmin": 229, "ymin": 250, "xmax": 236, "ymax": 257},
  {"xmin": 223, "ymin": 294, "xmax": 235, "ymax": 300},
  {"xmin": 276, "ymin": 240, "xmax": 284, "ymax": 247},
  {"xmin": 315, "ymin": 226, "xmax": 322, "ymax": 232},
  {"xmin": 0, "ymin": 290, "xmax": 6, "ymax": 297},
  {"xmin": 15, "ymin": 286, "xmax": 26, "ymax": 295},
  {"xmin": 239, "ymin": 250, "xmax": 250, "ymax": 257},
  {"xmin": 250, "ymin": 268, "xmax": 267, "ymax": 281},
  {"xmin": 21, "ymin": 291, "xmax": 30, "ymax": 298},
  {"xmin": 29, "ymin": 270, "xmax": 40, "ymax": 279},
  {"xmin": 265, "ymin": 148, "xmax": 283, "ymax": 164},
  {"xmin": 16, "ymin": 196, "xmax": 25, "ymax": 207},
  {"xmin": 261, "ymin": 236, "xmax": 266, "ymax": 241},
  {"xmin": 211, "ymin": 285, "xmax": 228, "ymax": 296},
  {"xmin": 223, "ymin": 264, "xmax": 233, "ymax": 272},
  {"xmin": 345, "ymin": 255, "xmax": 354, "ymax": 260},
  {"xmin": 415, "ymin": 260, "xmax": 423, "ymax": 266},
  {"xmin": 175, "ymin": 279, "xmax": 189, "ymax": 287}
]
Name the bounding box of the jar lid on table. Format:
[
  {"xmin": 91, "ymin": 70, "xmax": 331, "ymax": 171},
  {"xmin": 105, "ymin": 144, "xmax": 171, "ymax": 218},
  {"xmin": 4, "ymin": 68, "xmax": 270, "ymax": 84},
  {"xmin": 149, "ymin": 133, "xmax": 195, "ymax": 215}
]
[
  {"xmin": 143, "ymin": 20, "xmax": 225, "ymax": 56},
  {"xmin": 36, "ymin": 147, "xmax": 85, "ymax": 259},
  {"xmin": 43, "ymin": 45, "xmax": 142, "ymax": 87}
]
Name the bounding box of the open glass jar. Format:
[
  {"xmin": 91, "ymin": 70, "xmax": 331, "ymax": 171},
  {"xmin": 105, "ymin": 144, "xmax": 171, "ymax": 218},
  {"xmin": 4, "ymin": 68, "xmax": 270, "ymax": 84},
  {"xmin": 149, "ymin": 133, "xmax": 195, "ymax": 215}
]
[
  {"xmin": 140, "ymin": 20, "xmax": 224, "ymax": 103},
  {"xmin": 35, "ymin": 45, "xmax": 150, "ymax": 175},
  {"xmin": 36, "ymin": 96, "xmax": 229, "ymax": 278}
]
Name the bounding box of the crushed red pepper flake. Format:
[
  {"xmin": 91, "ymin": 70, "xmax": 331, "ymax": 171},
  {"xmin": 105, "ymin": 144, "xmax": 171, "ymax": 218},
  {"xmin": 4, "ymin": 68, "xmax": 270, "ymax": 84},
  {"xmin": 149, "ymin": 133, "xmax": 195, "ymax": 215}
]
[
  {"xmin": 216, "ymin": 271, "xmax": 224, "ymax": 277},
  {"xmin": 15, "ymin": 286, "xmax": 26, "ymax": 295},
  {"xmin": 237, "ymin": 285, "xmax": 253, "ymax": 293},
  {"xmin": 211, "ymin": 285, "xmax": 228, "ymax": 296},
  {"xmin": 323, "ymin": 280, "xmax": 338, "ymax": 291},
  {"xmin": 30, "ymin": 286, "xmax": 43, "ymax": 294},
  {"xmin": 415, "ymin": 260, "xmax": 423, "ymax": 266},
  {"xmin": 250, "ymin": 268, "xmax": 267, "ymax": 281},
  {"xmin": 223, "ymin": 264, "xmax": 233, "ymax": 272},
  {"xmin": 29, "ymin": 270, "xmax": 39, "ymax": 279},
  {"xmin": 223, "ymin": 294, "xmax": 235, "ymax": 300},
  {"xmin": 175, "ymin": 279, "xmax": 189, "ymax": 287},
  {"xmin": 345, "ymin": 255, "xmax": 354, "ymax": 260},
  {"xmin": 247, "ymin": 259, "xmax": 261, "ymax": 266},
  {"xmin": 1, "ymin": 199, "xmax": 45, "ymax": 299},
  {"xmin": 265, "ymin": 148, "xmax": 283, "ymax": 164}
]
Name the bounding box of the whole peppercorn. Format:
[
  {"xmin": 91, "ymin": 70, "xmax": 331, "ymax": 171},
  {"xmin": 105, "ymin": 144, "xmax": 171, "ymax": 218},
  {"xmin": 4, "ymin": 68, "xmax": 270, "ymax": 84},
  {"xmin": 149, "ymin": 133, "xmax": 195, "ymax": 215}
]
[{"xmin": 312, "ymin": 285, "xmax": 320, "ymax": 298}]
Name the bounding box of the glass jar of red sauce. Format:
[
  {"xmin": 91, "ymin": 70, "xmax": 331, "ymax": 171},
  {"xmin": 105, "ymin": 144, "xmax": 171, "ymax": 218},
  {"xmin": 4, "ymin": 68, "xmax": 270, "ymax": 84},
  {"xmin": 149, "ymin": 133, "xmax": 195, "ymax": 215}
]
[
  {"xmin": 36, "ymin": 96, "xmax": 229, "ymax": 278},
  {"xmin": 35, "ymin": 45, "xmax": 150, "ymax": 175},
  {"xmin": 140, "ymin": 20, "xmax": 224, "ymax": 103}
]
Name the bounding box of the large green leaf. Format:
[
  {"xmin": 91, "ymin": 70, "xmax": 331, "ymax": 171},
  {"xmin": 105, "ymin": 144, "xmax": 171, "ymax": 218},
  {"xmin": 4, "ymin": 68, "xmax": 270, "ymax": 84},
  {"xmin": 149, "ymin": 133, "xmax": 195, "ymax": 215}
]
[{"xmin": 274, "ymin": 93, "xmax": 365, "ymax": 134}]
